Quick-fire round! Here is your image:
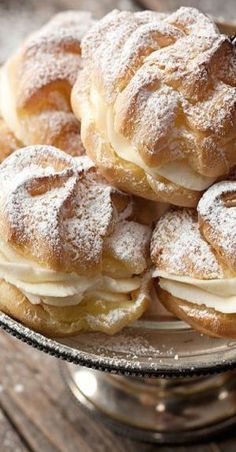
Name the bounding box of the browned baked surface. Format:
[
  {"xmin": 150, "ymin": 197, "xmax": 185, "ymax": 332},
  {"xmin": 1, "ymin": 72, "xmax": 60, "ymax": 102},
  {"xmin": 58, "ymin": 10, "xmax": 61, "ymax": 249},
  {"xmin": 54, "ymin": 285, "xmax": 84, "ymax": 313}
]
[
  {"xmin": 0, "ymin": 11, "xmax": 95, "ymax": 155},
  {"xmin": 0, "ymin": 278, "xmax": 150, "ymax": 337},
  {"xmin": 0, "ymin": 117, "xmax": 21, "ymax": 162},
  {"xmin": 158, "ymin": 287, "xmax": 236, "ymax": 339},
  {"xmin": 0, "ymin": 145, "xmax": 151, "ymax": 335},
  {"xmin": 72, "ymin": 7, "xmax": 236, "ymax": 206},
  {"xmin": 151, "ymin": 180, "xmax": 236, "ymax": 338}
]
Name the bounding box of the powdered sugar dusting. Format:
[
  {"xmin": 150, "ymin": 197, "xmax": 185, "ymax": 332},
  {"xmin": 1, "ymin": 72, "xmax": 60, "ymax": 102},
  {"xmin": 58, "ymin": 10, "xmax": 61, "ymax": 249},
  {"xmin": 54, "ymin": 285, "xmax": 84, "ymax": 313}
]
[
  {"xmin": 106, "ymin": 220, "xmax": 151, "ymax": 274},
  {"xmin": 166, "ymin": 6, "xmax": 218, "ymax": 35},
  {"xmin": 151, "ymin": 209, "xmax": 223, "ymax": 279},
  {"xmin": 0, "ymin": 145, "xmax": 133, "ymax": 274},
  {"xmin": 198, "ymin": 181, "xmax": 236, "ymax": 271},
  {"xmin": 82, "ymin": 7, "xmax": 236, "ymax": 174},
  {"xmin": 184, "ymin": 82, "xmax": 236, "ymax": 134},
  {"xmin": 22, "ymin": 110, "xmax": 84, "ymax": 156},
  {"xmin": 85, "ymin": 291, "xmax": 146, "ymax": 332},
  {"xmin": 17, "ymin": 11, "xmax": 94, "ymax": 107},
  {"xmin": 82, "ymin": 9, "xmax": 173, "ymax": 102},
  {"xmin": 2, "ymin": 11, "xmax": 95, "ymax": 155},
  {"xmin": 73, "ymin": 155, "xmax": 95, "ymax": 172}
]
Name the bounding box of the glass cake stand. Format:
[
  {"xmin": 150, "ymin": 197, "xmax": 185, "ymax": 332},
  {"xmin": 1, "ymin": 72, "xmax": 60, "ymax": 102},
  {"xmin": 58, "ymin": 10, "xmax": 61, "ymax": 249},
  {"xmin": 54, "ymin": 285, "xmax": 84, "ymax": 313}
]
[{"xmin": 1, "ymin": 312, "xmax": 236, "ymax": 444}]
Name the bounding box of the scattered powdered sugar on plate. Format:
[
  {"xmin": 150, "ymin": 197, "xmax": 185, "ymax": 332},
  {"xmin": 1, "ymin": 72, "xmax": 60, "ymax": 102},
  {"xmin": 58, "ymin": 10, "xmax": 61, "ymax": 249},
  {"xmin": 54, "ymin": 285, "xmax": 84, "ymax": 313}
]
[
  {"xmin": 80, "ymin": 332, "xmax": 162, "ymax": 359},
  {"xmin": 1, "ymin": 311, "xmax": 235, "ymax": 376},
  {"xmin": 61, "ymin": 326, "xmax": 177, "ymax": 361}
]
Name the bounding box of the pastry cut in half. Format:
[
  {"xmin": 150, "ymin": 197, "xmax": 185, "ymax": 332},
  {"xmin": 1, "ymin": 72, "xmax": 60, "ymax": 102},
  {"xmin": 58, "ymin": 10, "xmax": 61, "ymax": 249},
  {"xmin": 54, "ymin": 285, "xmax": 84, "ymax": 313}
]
[
  {"xmin": 72, "ymin": 7, "xmax": 236, "ymax": 207},
  {"xmin": 0, "ymin": 11, "xmax": 95, "ymax": 156},
  {"xmin": 151, "ymin": 180, "xmax": 236, "ymax": 338},
  {"xmin": 0, "ymin": 145, "xmax": 151, "ymax": 337}
]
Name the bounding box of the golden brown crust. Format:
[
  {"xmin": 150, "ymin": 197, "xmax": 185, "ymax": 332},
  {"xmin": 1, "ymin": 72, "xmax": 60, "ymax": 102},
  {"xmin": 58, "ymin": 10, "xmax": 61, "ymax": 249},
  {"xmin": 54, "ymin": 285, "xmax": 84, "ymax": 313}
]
[
  {"xmin": 0, "ymin": 145, "xmax": 134, "ymax": 274},
  {"xmin": 73, "ymin": 72, "xmax": 200, "ymax": 207},
  {"xmin": 151, "ymin": 208, "xmax": 223, "ymax": 279},
  {"xmin": 0, "ymin": 145, "xmax": 152, "ymax": 336},
  {"xmin": 0, "ymin": 278, "xmax": 150, "ymax": 337},
  {"xmin": 158, "ymin": 287, "xmax": 236, "ymax": 339},
  {"xmin": 0, "ymin": 11, "xmax": 95, "ymax": 156},
  {"xmin": 0, "ymin": 117, "xmax": 21, "ymax": 162},
  {"xmin": 72, "ymin": 7, "xmax": 236, "ymax": 206},
  {"xmin": 151, "ymin": 182, "xmax": 236, "ymax": 338},
  {"xmin": 198, "ymin": 181, "xmax": 236, "ymax": 274}
]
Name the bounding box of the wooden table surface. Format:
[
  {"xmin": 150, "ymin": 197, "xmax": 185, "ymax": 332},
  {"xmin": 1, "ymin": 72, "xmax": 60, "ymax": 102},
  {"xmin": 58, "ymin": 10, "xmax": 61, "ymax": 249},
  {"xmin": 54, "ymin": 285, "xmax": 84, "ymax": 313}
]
[{"xmin": 0, "ymin": 330, "xmax": 235, "ymax": 452}]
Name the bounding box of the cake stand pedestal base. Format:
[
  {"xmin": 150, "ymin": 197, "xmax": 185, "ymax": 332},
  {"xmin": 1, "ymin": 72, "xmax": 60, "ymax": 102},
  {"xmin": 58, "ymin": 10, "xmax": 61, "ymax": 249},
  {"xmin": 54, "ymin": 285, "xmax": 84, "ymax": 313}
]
[{"xmin": 60, "ymin": 362, "xmax": 236, "ymax": 444}]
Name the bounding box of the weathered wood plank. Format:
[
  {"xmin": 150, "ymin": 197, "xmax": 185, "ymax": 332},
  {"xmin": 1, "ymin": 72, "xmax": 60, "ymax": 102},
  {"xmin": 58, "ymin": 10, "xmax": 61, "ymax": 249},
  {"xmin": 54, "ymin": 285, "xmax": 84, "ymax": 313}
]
[
  {"xmin": 0, "ymin": 395, "xmax": 58, "ymax": 452},
  {"xmin": 0, "ymin": 404, "xmax": 29, "ymax": 452},
  {"xmin": 0, "ymin": 332, "xmax": 92, "ymax": 452}
]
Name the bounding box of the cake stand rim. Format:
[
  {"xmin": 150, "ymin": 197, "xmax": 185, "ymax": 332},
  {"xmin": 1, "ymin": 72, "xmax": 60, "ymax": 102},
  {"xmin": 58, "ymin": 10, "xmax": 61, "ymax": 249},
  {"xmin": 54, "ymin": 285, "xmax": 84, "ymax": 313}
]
[{"xmin": 1, "ymin": 312, "xmax": 236, "ymax": 378}]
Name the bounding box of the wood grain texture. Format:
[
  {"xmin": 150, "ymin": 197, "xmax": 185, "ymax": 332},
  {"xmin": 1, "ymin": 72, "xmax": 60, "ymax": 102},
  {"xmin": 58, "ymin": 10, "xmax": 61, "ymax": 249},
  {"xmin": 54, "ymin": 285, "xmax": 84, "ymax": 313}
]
[
  {"xmin": 0, "ymin": 405, "xmax": 28, "ymax": 452},
  {"xmin": 0, "ymin": 330, "xmax": 235, "ymax": 452}
]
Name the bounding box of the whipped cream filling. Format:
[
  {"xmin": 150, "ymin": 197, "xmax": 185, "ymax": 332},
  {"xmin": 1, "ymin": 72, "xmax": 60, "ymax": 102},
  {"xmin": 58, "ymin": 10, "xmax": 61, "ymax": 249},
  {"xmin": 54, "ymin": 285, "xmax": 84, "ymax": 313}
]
[
  {"xmin": 154, "ymin": 270, "xmax": 236, "ymax": 314},
  {"xmin": 90, "ymin": 86, "xmax": 215, "ymax": 192},
  {"xmin": 0, "ymin": 239, "xmax": 141, "ymax": 307}
]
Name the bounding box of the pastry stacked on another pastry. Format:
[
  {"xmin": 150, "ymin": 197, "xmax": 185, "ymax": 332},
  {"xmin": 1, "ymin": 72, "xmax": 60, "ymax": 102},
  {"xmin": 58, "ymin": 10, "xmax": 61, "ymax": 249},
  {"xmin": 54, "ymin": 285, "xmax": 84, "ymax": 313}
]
[
  {"xmin": 72, "ymin": 7, "xmax": 236, "ymax": 207},
  {"xmin": 1, "ymin": 5, "xmax": 236, "ymax": 339},
  {"xmin": 151, "ymin": 180, "xmax": 236, "ymax": 338},
  {"xmin": 0, "ymin": 145, "xmax": 151, "ymax": 336},
  {"xmin": 0, "ymin": 11, "xmax": 95, "ymax": 156}
]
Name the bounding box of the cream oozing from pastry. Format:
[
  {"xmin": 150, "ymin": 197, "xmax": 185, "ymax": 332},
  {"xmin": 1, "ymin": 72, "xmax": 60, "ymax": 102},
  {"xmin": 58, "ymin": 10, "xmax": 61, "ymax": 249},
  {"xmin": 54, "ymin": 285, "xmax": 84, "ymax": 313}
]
[
  {"xmin": 154, "ymin": 270, "xmax": 236, "ymax": 314},
  {"xmin": 90, "ymin": 86, "xmax": 215, "ymax": 191},
  {"xmin": 0, "ymin": 239, "xmax": 141, "ymax": 307}
]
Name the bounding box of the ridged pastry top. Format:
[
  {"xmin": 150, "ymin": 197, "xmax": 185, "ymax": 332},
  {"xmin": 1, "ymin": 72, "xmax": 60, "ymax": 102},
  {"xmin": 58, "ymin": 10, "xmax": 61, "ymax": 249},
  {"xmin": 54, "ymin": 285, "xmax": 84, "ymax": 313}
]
[
  {"xmin": 151, "ymin": 208, "xmax": 223, "ymax": 279},
  {"xmin": 152, "ymin": 177, "xmax": 236, "ymax": 277},
  {"xmin": 0, "ymin": 11, "xmax": 95, "ymax": 155},
  {"xmin": 198, "ymin": 181, "xmax": 236, "ymax": 274},
  {"xmin": 81, "ymin": 7, "xmax": 236, "ymax": 177},
  {"xmin": 151, "ymin": 181, "xmax": 236, "ymax": 314},
  {"xmin": 0, "ymin": 145, "xmax": 144, "ymax": 275},
  {"xmin": 15, "ymin": 11, "xmax": 93, "ymax": 109}
]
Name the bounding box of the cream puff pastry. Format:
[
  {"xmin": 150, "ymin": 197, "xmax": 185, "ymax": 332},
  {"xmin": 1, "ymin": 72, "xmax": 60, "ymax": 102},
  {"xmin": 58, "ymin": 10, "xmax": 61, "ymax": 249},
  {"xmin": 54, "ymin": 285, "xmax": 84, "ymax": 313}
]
[
  {"xmin": 151, "ymin": 180, "xmax": 236, "ymax": 338},
  {"xmin": 72, "ymin": 7, "xmax": 236, "ymax": 207},
  {"xmin": 0, "ymin": 117, "xmax": 21, "ymax": 162},
  {"xmin": 0, "ymin": 145, "xmax": 151, "ymax": 336},
  {"xmin": 0, "ymin": 11, "xmax": 94, "ymax": 156}
]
